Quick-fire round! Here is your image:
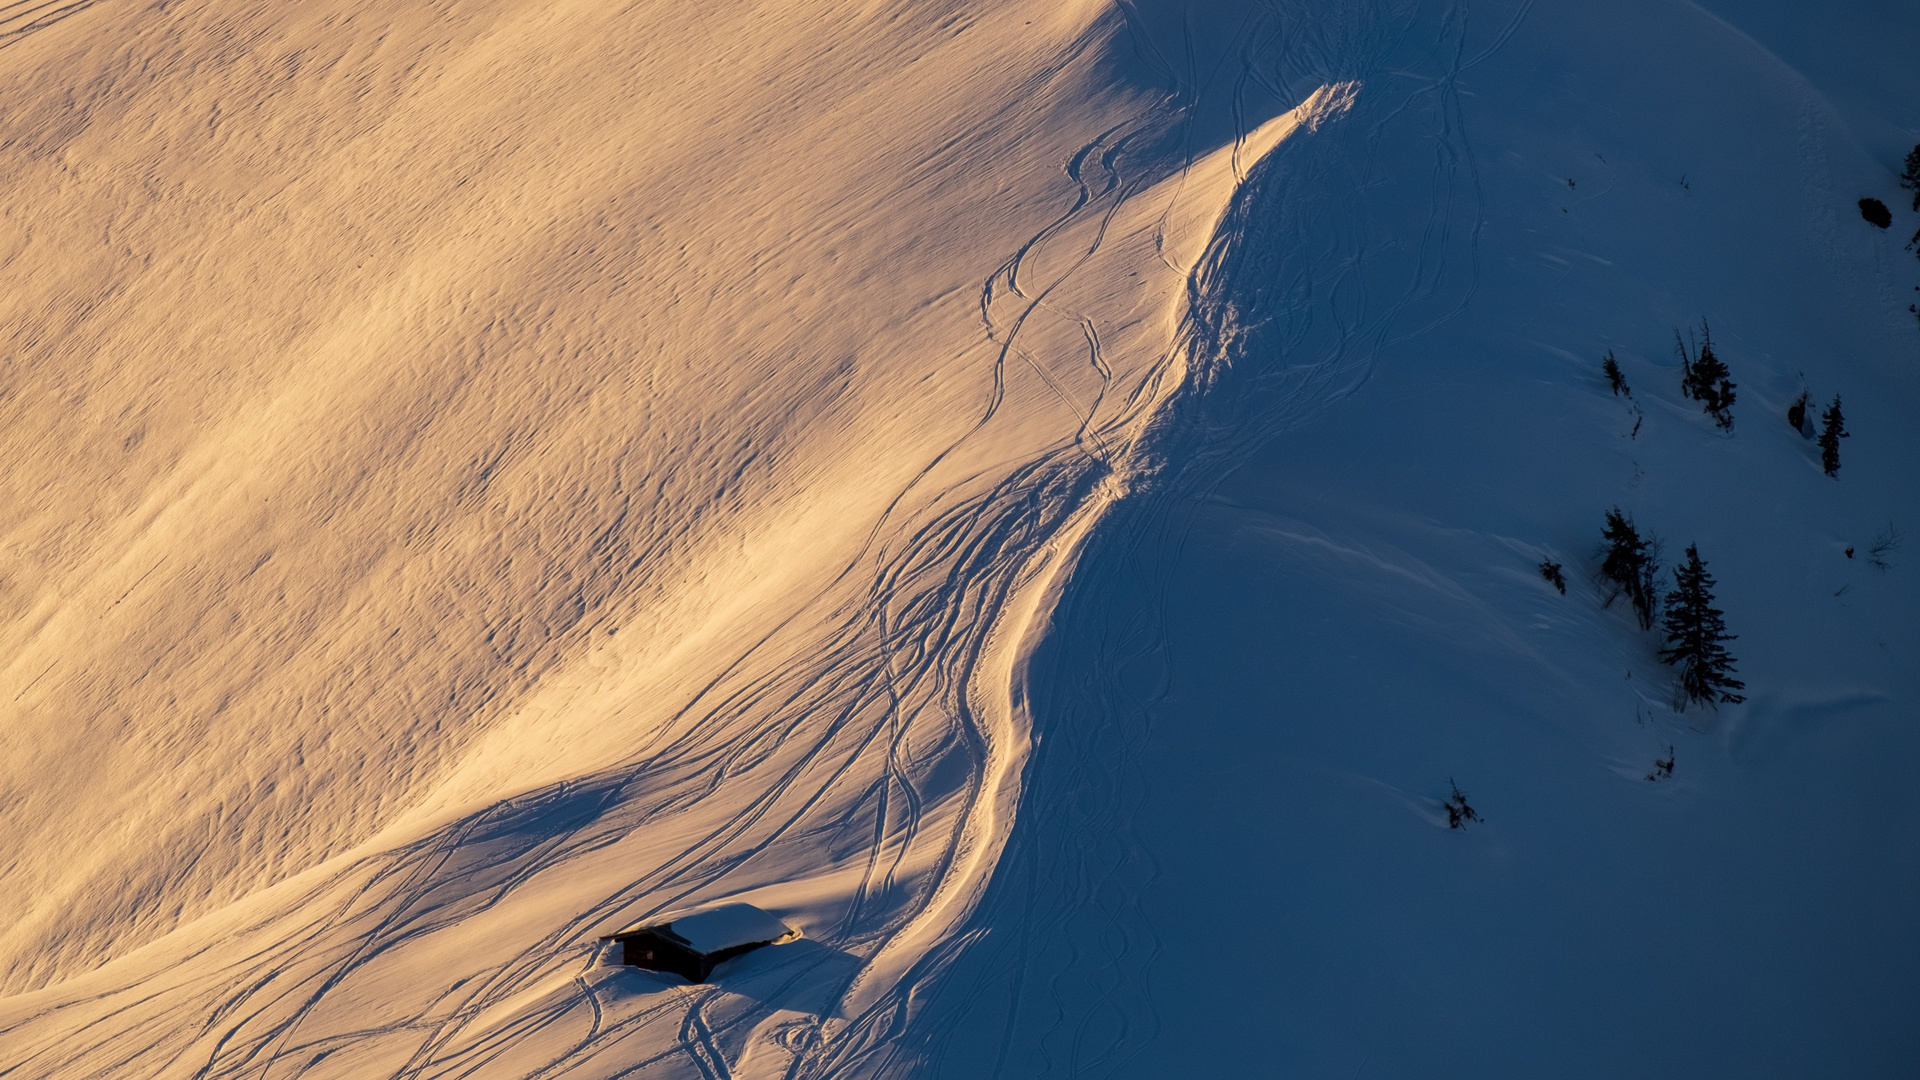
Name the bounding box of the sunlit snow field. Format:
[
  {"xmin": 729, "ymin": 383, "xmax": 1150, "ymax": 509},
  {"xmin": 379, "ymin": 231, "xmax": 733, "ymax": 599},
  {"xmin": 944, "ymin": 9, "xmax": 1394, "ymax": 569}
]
[{"xmin": 0, "ymin": 0, "xmax": 1914, "ymax": 1077}]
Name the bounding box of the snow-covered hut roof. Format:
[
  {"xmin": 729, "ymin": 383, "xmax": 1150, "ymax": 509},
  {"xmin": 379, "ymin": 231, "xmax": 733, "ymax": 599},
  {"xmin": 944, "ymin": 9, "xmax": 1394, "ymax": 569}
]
[{"xmin": 606, "ymin": 903, "xmax": 795, "ymax": 955}]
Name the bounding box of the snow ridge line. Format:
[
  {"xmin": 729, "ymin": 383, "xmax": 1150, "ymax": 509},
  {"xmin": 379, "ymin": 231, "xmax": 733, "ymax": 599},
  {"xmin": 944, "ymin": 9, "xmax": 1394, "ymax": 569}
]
[
  {"xmin": 10, "ymin": 97, "xmax": 1368, "ymax": 1080},
  {"xmin": 821, "ymin": 78, "xmax": 1390, "ymax": 1078},
  {"xmin": 0, "ymin": 31, "xmax": 1397, "ymax": 1080},
  {"xmin": 884, "ymin": 2, "xmax": 1519, "ymax": 1069}
]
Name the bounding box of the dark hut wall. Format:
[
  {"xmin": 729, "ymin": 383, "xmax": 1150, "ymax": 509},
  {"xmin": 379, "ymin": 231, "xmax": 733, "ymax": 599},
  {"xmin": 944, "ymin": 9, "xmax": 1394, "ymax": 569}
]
[{"xmin": 618, "ymin": 930, "xmax": 706, "ymax": 982}]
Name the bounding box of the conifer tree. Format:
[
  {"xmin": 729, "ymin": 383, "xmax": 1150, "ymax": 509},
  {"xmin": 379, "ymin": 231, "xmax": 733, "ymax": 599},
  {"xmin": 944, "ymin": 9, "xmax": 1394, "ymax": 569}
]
[
  {"xmin": 1600, "ymin": 508, "xmax": 1659, "ymax": 630},
  {"xmin": 1658, "ymin": 545, "xmax": 1745, "ymax": 711},
  {"xmin": 1676, "ymin": 321, "xmax": 1736, "ymax": 428},
  {"xmin": 1819, "ymin": 394, "xmax": 1848, "ymax": 477},
  {"xmin": 1602, "ymin": 350, "xmax": 1629, "ymax": 396},
  {"xmin": 1902, "ymin": 143, "xmax": 1920, "ymax": 212}
]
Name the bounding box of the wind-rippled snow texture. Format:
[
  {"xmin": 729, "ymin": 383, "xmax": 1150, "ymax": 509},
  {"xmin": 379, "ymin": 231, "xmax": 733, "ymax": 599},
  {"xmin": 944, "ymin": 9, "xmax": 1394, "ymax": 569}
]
[{"xmin": 0, "ymin": 0, "xmax": 1356, "ymax": 1076}]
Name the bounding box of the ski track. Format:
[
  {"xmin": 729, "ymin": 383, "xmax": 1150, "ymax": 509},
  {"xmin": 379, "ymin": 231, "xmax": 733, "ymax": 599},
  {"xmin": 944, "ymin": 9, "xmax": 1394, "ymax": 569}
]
[
  {"xmin": 892, "ymin": 2, "xmax": 1529, "ymax": 1075},
  {"xmin": 0, "ymin": 2, "xmax": 1530, "ymax": 1076},
  {"xmin": 0, "ymin": 0, "xmax": 104, "ymax": 51},
  {"xmin": 0, "ymin": 71, "xmax": 1163, "ymax": 1080}
]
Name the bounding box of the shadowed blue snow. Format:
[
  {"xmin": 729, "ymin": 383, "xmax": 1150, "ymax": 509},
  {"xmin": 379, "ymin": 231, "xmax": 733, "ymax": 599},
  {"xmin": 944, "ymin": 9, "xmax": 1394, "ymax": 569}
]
[{"xmin": 914, "ymin": 1, "xmax": 1920, "ymax": 1077}]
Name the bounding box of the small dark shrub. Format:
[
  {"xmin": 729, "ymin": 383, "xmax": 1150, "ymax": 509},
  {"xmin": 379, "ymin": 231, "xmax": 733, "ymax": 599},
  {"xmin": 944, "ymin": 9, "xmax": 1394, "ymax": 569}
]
[
  {"xmin": 1444, "ymin": 778, "xmax": 1482, "ymax": 829},
  {"xmin": 1676, "ymin": 320, "xmax": 1736, "ymax": 429},
  {"xmin": 1786, "ymin": 389, "xmax": 1812, "ymax": 436},
  {"xmin": 1646, "ymin": 745, "xmax": 1675, "ymax": 782},
  {"xmin": 1599, "ymin": 508, "xmax": 1660, "ymax": 630},
  {"xmin": 1539, "ymin": 558, "xmax": 1566, "ymax": 594},
  {"xmin": 1867, "ymin": 524, "xmax": 1901, "ymax": 571},
  {"xmin": 1859, "ymin": 197, "xmax": 1892, "ymax": 229},
  {"xmin": 1602, "ymin": 350, "xmax": 1629, "ymax": 396},
  {"xmin": 1902, "ymin": 144, "xmax": 1920, "ymax": 212}
]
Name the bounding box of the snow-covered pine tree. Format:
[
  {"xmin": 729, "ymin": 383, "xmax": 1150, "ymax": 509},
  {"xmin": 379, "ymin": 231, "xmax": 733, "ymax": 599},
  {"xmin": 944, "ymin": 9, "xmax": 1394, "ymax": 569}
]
[
  {"xmin": 1677, "ymin": 321, "xmax": 1736, "ymax": 428},
  {"xmin": 1600, "ymin": 507, "xmax": 1659, "ymax": 630},
  {"xmin": 1658, "ymin": 544, "xmax": 1745, "ymax": 711},
  {"xmin": 1602, "ymin": 350, "xmax": 1629, "ymax": 396},
  {"xmin": 1902, "ymin": 143, "xmax": 1920, "ymax": 212},
  {"xmin": 1819, "ymin": 394, "xmax": 1848, "ymax": 477}
]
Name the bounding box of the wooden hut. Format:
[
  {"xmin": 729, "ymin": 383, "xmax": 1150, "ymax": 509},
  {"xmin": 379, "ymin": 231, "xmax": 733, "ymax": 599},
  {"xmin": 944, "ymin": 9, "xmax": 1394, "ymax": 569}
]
[{"xmin": 600, "ymin": 903, "xmax": 797, "ymax": 982}]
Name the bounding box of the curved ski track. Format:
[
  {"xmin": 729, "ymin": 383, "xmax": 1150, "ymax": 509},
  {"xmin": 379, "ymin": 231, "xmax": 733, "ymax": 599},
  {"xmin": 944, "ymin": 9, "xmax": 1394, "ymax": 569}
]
[
  {"xmin": 0, "ymin": 0, "xmax": 105, "ymax": 52},
  {"xmin": 895, "ymin": 2, "xmax": 1531, "ymax": 1076},
  {"xmin": 0, "ymin": 3, "xmax": 1533, "ymax": 1077},
  {"xmin": 0, "ymin": 101, "xmax": 1169, "ymax": 1080}
]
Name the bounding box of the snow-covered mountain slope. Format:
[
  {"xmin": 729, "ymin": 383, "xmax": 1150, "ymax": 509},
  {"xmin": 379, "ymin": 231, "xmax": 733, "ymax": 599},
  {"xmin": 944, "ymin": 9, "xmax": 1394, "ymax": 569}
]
[
  {"xmin": 0, "ymin": 0, "xmax": 1335, "ymax": 1074},
  {"xmin": 1, "ymin": 0, "xmax": 1914, "ymax": 1076},
  {"xmin": 914, "ymin": 2, "xmax": 1920, "ymax": 1078}
]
